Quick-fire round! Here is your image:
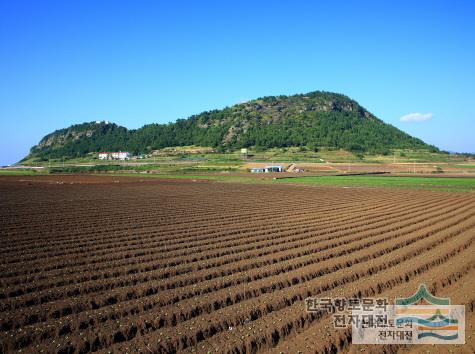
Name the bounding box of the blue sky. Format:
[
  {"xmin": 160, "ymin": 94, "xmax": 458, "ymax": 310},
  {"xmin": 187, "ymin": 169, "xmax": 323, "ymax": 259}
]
[{"xmin": 0, "ymin": 0, "xmax": 474, "ymax": 165}]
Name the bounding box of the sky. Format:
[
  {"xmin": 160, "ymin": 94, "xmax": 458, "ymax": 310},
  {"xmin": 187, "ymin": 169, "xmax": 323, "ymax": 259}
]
[{"xmin": 0, "ymin": 0, "xmax": 474, "ymax": 165}]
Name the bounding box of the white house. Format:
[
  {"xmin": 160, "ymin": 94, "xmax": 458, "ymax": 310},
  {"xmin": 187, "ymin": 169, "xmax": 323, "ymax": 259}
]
[
  {"xmin": 111, "ymin": 152, "xmax": 130, "ymax": 160},
  {"xmin": 98, "ymin": 152, "xmax": 109, "ymax": 160},
  {"xmin": 98, "ymin": 152, "xmax": 131, "ymax": 160}
]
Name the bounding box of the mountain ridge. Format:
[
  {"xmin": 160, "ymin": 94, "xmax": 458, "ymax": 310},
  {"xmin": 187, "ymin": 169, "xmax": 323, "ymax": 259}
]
[{"xmin": 26, "ymin": 91, "xmax": 437, "ymax": 160}]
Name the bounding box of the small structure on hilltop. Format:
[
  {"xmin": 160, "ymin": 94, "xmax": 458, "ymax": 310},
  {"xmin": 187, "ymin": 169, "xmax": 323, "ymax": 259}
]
[{"xmin": 98, "ymin": 152, "xmax": 131, "ymax": 160}]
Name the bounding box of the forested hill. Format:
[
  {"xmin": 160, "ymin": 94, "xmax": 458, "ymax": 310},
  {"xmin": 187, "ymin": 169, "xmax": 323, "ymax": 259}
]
[{"xmin": 26, "ymin": 91, "xmax": 437, "ymax": 159}]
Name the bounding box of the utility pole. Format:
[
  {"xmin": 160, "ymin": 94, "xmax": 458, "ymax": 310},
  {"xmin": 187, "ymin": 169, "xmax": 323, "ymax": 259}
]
[{"xmin": 413, "ymin": 160, "xmax": 416, "ymax": 174}]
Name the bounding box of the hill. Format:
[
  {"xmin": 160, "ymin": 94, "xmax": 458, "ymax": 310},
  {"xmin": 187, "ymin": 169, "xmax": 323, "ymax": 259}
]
[{"xmin": 26, "ymin": 91, "xmax": 437, "ymax": 160}]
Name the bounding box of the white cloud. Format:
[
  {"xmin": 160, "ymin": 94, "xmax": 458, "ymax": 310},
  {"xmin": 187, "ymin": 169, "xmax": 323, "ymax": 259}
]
[{"xmin": 400, "ymin": 112, "xmax": 433, "ymax": 122}]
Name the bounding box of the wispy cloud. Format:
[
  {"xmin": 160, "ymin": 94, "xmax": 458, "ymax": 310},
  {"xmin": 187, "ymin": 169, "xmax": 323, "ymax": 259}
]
[{"xmin": 400, "ymin": 112, "xmax": 433, "ymax": 122}]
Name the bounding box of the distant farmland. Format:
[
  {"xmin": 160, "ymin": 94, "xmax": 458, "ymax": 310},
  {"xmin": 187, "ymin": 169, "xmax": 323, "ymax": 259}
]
[{"xmin": 0, "ymin": 175, "xmax": 474, "ymax": 353}]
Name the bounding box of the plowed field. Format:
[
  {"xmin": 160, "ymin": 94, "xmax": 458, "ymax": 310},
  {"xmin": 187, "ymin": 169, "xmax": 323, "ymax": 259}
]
[{"xmin": 1, "ymin": 175, "xmax": 474, "ymax": 353}]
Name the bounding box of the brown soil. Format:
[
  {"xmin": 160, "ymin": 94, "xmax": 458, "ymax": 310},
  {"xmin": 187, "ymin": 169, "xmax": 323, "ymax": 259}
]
[{"xmin": 0, "ymin": 175, "xmax": 474, "ymax": 353}]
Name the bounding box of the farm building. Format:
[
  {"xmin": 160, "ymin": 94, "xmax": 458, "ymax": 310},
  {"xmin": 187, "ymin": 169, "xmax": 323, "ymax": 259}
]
[
  {"xmin": 98, "ymin": 152, "xmax": 131, "ymax": 160},
  {"xmin": 264, "ymin": 165, "xmax": 283, "ymax": 172},
  {"xmin": 250, "ymin": 165, "xmax": 284, "ymax": 173}
]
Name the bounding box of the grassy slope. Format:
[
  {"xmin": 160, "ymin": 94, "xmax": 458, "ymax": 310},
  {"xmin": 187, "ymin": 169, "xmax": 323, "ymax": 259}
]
[
  {"xmin": 21, "ymin": 146, "xmax": 463, "ymax": 165},
  {"xmin": 8, "ymin": 146, "xmax": 475, "ymax": 192}
]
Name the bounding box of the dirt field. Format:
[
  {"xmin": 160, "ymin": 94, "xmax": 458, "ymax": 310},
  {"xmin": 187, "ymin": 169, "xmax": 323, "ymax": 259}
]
[{"xmin": 1, "ymin": 175, "xmax": 474, "ymax": 353}]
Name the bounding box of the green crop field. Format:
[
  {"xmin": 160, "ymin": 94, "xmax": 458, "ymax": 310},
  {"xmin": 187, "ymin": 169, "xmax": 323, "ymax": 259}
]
[
  {"xmin": 110, "ymin": 173, "xmax": 475, "ymax": 192},
  {"xmin": 274, "ymin": 175, "xmax": 475, "ymax": 192},
  {"xmin": 0, "ymin": 169, "xmax": 45, "ymax": 176}
]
